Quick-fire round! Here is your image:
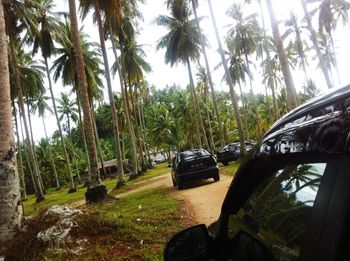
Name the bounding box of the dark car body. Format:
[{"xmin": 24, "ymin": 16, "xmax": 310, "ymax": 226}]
[
  {"xmin": 171, "ymin": 149, "xmax": 219, "ymax": 189},
  {"xmin": 164, "ymin": 85, "xmax": 350, "ymax": 261},
  {"xmin": 216, "ymin": 142, "xmax": 254, "ymax": 165}
]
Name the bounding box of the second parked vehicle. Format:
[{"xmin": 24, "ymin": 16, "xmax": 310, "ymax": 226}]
[
  {"xmin": 217, "ymin": 142, "xmax": 254, "ymax": 165},
  {"xmin": 171, "ymin": 149, "xmax": 219, "ymax": 189}
]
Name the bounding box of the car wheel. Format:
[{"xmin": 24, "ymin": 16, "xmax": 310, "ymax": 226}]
[
  {"xmin": 222, "ymin": 161, "xmax": 229, "ymax": 166},
  {"xmin": 177, "ymin": 183, "xmax": 184, "ymax": 190},
  {"xmin": 213, "ymin": 174, "xmax": 220, "ymax": 182},
  {"xmin": 172, "ymin": 178, "xmax": 177, "ymax": 187}
]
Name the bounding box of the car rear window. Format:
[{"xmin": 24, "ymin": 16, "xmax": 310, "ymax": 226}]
[{"xmin": 180, "ymin": 150, "xmax": 210, "ymax": 161}]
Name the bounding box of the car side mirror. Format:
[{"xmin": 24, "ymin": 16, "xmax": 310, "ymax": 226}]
[
  {"xmin": 230, "ymin": 230, "xmax": 275, "ymax": 261},
  {"xmin": 164, "ymin": 224, "xmax": 213, "ymax": 261}
]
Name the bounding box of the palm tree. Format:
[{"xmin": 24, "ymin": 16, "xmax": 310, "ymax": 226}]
[
  {"xmin": 226, "ymin": 3, "xmax": 262, "ymax": 138},
  {"xmin": 31, "ymin": 0, "xmax": 76, "ymax": 193},
  {"xmin": 0, "ymin": 0, "xmax": 22, "ymax": 243},
  {"xmin": 31, "ymin": 94, "xmax": 60, "ymax": 189},
  {"xmin": 190, "ymin": 0, "xmax": 225, "ymax": 148},
  {"xmin": 79, "ymin": 0, "xmax": 126, "ymax": 185},
  {"xmin": 265, "ymin": 0, "xmax": 299, "ymax": 110},
  {"xmin": 300, "ymin": 0, "xmax": 333, "ymax": 89},
  {"xmin": 57, "ymin": 92, "xmax": 79, "ymax": 134},
  {"xmin": 4, "ymin": 0, "xmax": 45, "ymax": 202},
  {"xmin": 13, "ymin": 104, "xmax": 27, "ymax": 200},
  {"xmin": 207, "ymin": 0, "xmax": 246, "ymax": 155},
  {"xmin": 155, "ymin": 0, "xmax": 210, "ymax": 151},
  {"xmin": 68, "ymin": 0, "xmax": 105, "ymax": 201},
  {"xmin": 114, "ymin": 41, "xmax": 152, "ymax": 170}
]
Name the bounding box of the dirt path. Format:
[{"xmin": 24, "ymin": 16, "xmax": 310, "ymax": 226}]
[
  {"xmin": 73, "ymin": 172, "xmax": 233, "ymax": 226},
  {"xmin": 114, "ymin": 173, "xmax": 233, "ymax": 226}
]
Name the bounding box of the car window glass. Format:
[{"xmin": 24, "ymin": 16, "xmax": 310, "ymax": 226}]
[{"xmin": 227, "ymin": 163, "xmax": 326, "ymax": 260}]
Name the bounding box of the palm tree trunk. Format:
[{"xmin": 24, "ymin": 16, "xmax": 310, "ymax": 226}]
[
  {"xmin": 9, "ymin": 40, "xmax": 44, "ymax": 202},
  {"xmin": 42, "ymin": 116, "xmax": 60, "ymax": 189},
  {"xmin": 26, "ymin": 101, "xmax": 44, "ymax": 192},
  {"xmin": 44, "ymin": 57, "xmax": 76, "ymax": 192},
  {"xmin": 265, "ymin": 0, "xmax": 299, "ymax": 110},
  {"xmin": 238, "ymin": 82, "xmax": 249, "ymax": 140},
  {"xmin": 257, "ymin": 0, "xmax": 279, "ymax": 120},
  {"xmin": 91, "ymin": 102, "xmax": 107, "ymax": 179},
  {"xmin": 68, "ymin": 0, "xmax": 104, "ymax": 200},
  {"xmin": 140, "ymin": 96, "xmax": 151, "ymax": 163},
  {"xmin": 207, "ymin": 0, "xmax": 246, "ymax": 155},
  {"xmin": 19, "ymin": 107, "xmax": 37, "ymax": 195},
  {"xmin": 191, "ymin": 0, "xmax": 225, "ymax": 148},
  {"xmin": 123, "ymin": 72, "xmax": 140, "ymax": 177},
  {"xmin": 137, "ymin": 95, "xmax": 148, "ymax": 166},
  {"xmin": 186, "ymin": 56, "xmax": 210, "ymax": 150},
  {"xmin": 13, "ymin": 104, "xmax": 27, "ymax": 201},
  {"xmin": 205, "ymin": 94, "xmax": 215, "ymax": 153},
  {"xmin": 95, "ymin": 7, "xmax": 125, "ymax": 186},
  {"xmin": 75, "ymin": 87, "xmax": 88, "ymax": 181},
  {"xmin": 0, "ymin": 0, "xmax": 23, "ymax": 242}
]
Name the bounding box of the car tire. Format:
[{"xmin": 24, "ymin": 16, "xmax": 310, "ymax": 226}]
[
  {"xmin": 177, "ymin": 183, "xmax": 184, "ymax": 190},
  {"xmin": 213, "ymin": 174, "xmax": 220, "ymax": 182},
  {"xmin": 222, "ymin": 161, "xmax": 229, "ymax": 166}
]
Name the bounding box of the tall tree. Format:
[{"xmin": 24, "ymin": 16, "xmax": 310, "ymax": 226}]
[
  {"xmin": 4, "ymin": 0, "xmax": 45, "ymax": 201},
  {"xmin": 31, "ymin": 0, "xmax": 76, "ymax": 192},
  {"xmin": 265, "ymin": 0, "xmax": 299, "ymax": 110},
  {"xmin": 190, "ymin": 0, "xmax": 226, "ymax": 148},
  {"xmin": 300, "ymin": 0, "xmax": 333, "ymax": 89},
  {"xmin": 79, "ymin": 0, "xmax": 126, "ymax": 185},
  {"xmin": 155, "ymin": 0, "xmax": 210, "ymax": 151},
  {"xmin": 207, "ymin": 0, "xmax": 246, "ymax": 155},
  {"xmin": 68, "ymin": 0, "xmax": 106, "ymax": 201},
  {"xmin": 0, "ymin": 0, "xmax": 22, "ymax": 243}
]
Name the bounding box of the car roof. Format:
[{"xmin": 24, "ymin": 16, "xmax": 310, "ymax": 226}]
[{"xmin": 264, "ymin": 84, "xmax": 350, "ymax": 139}]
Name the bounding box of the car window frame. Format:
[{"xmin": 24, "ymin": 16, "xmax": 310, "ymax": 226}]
[{"xmin": 217, "ymin": 152, "xmax": 348, "ymax": 261}]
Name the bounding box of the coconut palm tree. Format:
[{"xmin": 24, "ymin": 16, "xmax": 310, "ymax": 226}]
[
  {"xmin": 226, "ymin": 3, "xmax": 262, "ymax": 138},
  {"xmin": 207, "ymin": 0, "xmax": 246, "ymax": 155},
  {"xmin": 265, "ymin": 0, "xmax": 299, "ymax": 110},
  {"xmin": 31, "ymin": 93, "xmax": 60, "ymax": 189},
  {"xmin": 31, "ymin": 0, "xmax": 77, "ymax": 193},
  {"xmin": 0, "ymin": 0, "xmax": 23, "ymax": 243},
  {"xmin": 79, "ymin": 0, "xmax": 126, "ymax": 185},
  {"xmin": 68, "ymin": 0, "xmax": 105, "ymax": 201},
  {"xmin": 57, "ymin": 92, "xmax": 79, "ymax": 134},
  {"xmin": 189, "ymin": 0, "xmax": 225, "ymax": 148},
  {"xmin": 300, "ymin": 0, "xmax": 333, "ymax": 89},
  {"xmin": 155, "ymin": 0, "xmax": 210, "ymax": 151},
  {"xmin": 4, "ymin": 0, "xmax": 45, "ymax": 202}
]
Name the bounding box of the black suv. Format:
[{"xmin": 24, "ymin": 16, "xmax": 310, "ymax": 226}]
[
  {"xmin": 171, "ymin": 149, "xmax": 219, "ymax": 189},
  {"xmin": 217, "ymin": 142, "xmax": 254, "ymax": 165},
  {"xmin": 165, "ymin": 85, "xmax": 350, "ymax": 261}
]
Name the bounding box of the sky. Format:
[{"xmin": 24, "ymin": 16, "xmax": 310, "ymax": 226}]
[{"xmin": 23, "ymin": 0, "xmax": 350, "ymax": 142}]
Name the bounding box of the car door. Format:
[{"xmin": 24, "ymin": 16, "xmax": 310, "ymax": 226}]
[{"xmin": 219, "ymin": 153, "xmax": 350, "ymax": 261}]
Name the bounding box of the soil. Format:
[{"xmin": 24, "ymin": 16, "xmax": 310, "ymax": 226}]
[{"xmin": 113, "ymin": 173, "xmax": 233, "ymax": 226}]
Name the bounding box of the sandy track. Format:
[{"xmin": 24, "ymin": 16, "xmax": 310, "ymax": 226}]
[
  {"xmin": 73, "ymin": 172, "xmax": 233, "ymax": 226},
  {"xmin": 113, "ymin": 173, "xmax": 233, "ymax": 226}
]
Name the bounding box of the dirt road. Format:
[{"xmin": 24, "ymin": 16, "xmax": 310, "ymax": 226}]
[{"xmin": 113, "ymin": 173, "xmax": 233, "ymax": 226}]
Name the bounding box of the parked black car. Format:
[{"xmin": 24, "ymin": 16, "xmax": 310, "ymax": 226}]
[
  {"xmin": 171, "ymin": 149, "xmax": 219, "ymax": 189},
  {"xmin": 164, "ymin": 85, "xmax": 350, "ymax": 261},
  {"xmin": 217, "ymin": 142, "xmax": 254, "ymax": 165}
]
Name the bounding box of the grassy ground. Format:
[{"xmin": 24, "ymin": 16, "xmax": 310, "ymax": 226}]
[
  {"xmin": 219, "ymin": 161, "xmax": 240, "ymax": 176},
  {"xmin": 23, "ymin": 163, "xmax": 171, "ymax": 216},
  {"xmin": 4, "ymin": 188, "xmax": 188, "ymax": 261}
]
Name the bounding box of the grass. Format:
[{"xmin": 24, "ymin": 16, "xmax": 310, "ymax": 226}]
[
  {"xmin": 5, "ymin": 188, "xmax": 187, "ymax": 261},
  {"xmin": 23, "ymin": 163, "xmax": 171, "ymax": 216},
  {"xmin": 219, "ymin": 161, "xmax": 240, "ymax": 176}
]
